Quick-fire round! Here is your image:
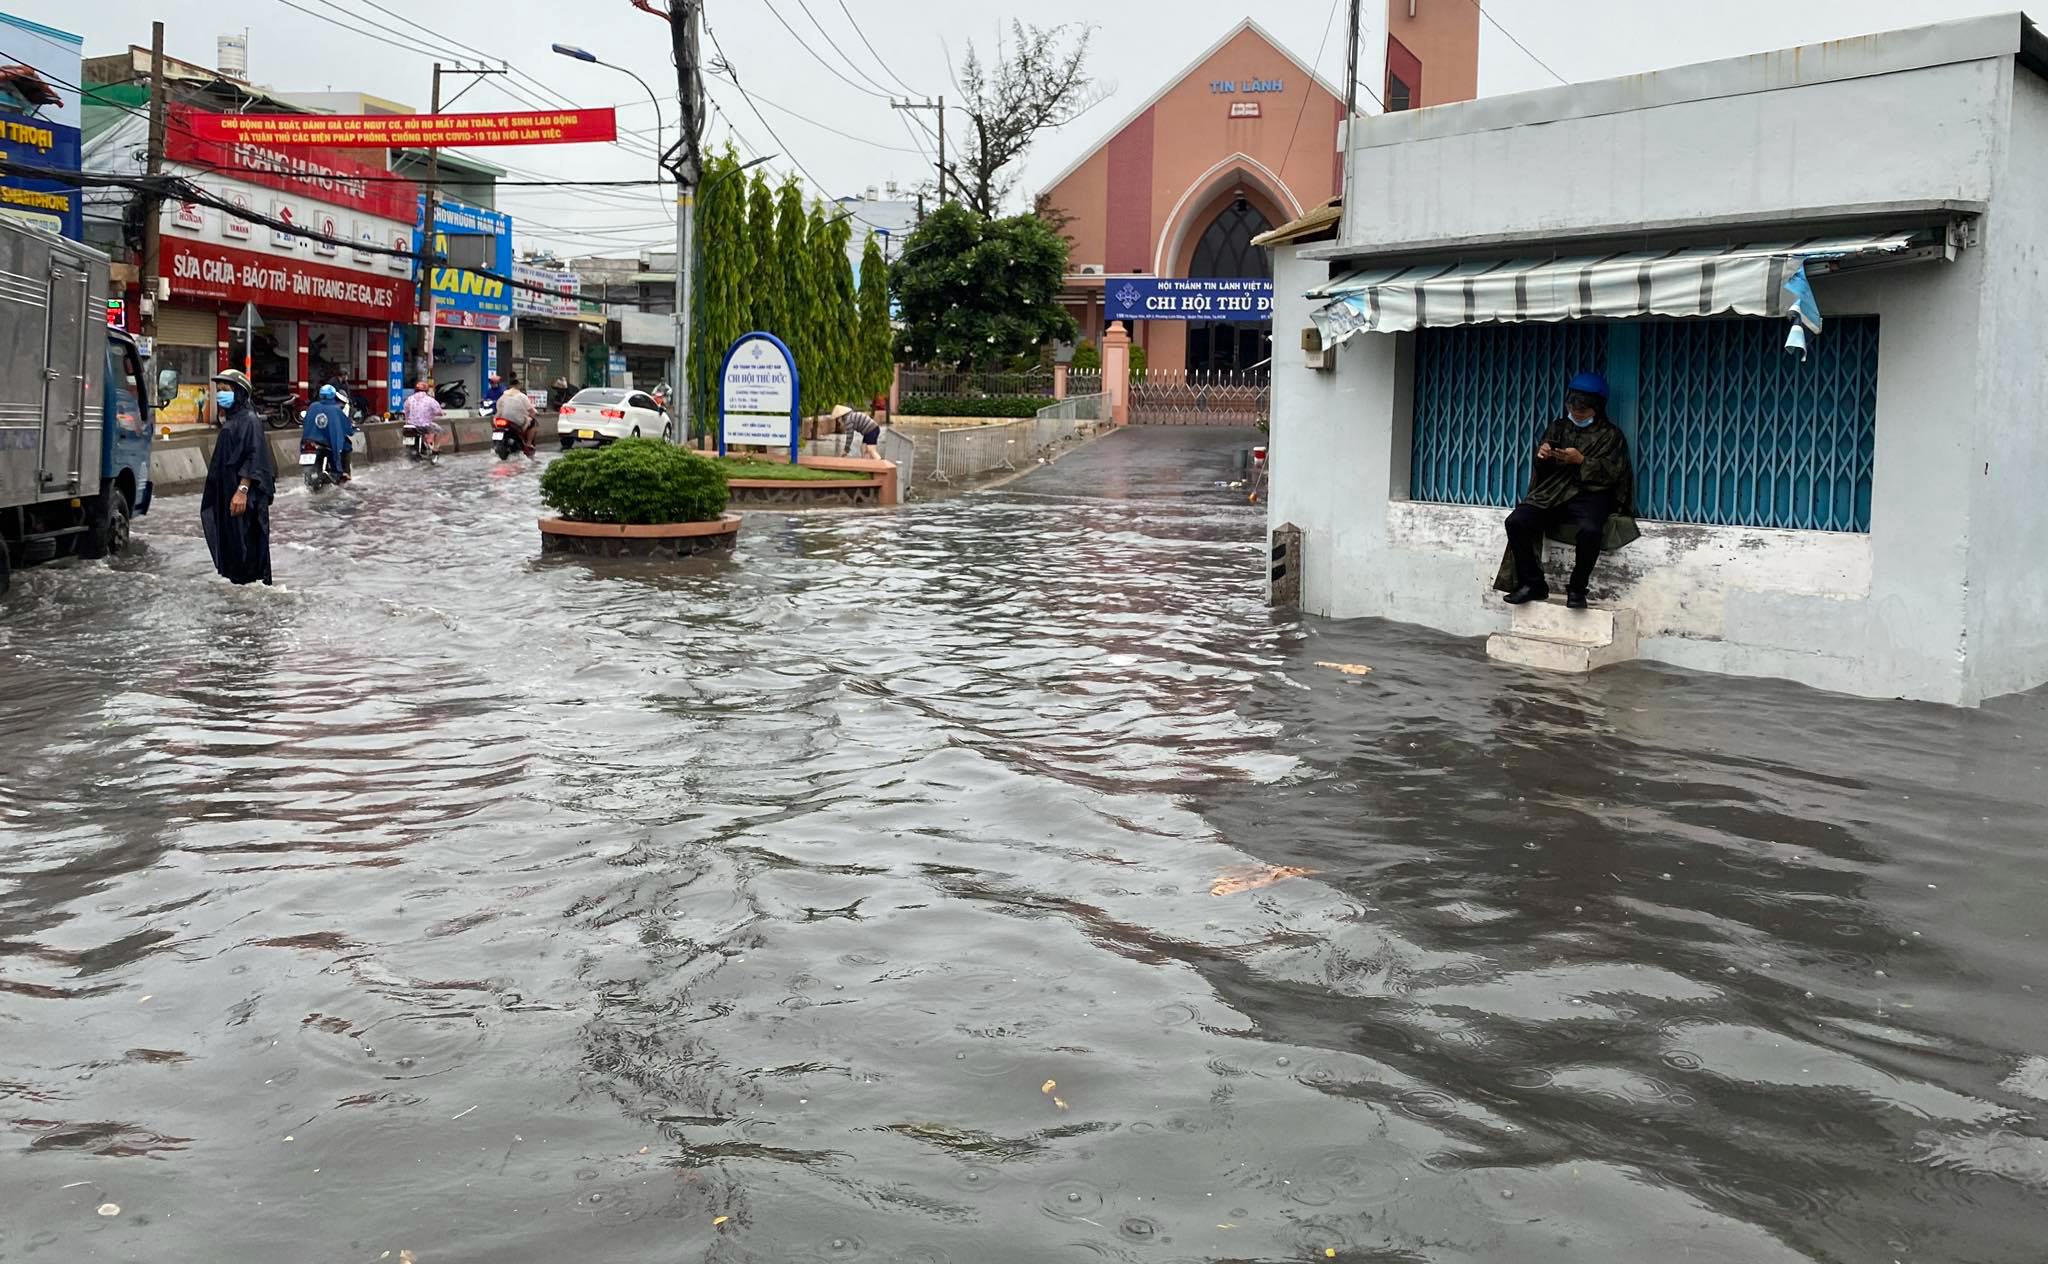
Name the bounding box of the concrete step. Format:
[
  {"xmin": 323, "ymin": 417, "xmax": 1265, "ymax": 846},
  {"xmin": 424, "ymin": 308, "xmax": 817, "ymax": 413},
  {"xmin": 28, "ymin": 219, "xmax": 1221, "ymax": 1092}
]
[
  {"xmin": 1489, "ymin": 599, "xmax": 1641, "ymax": 673},
  {"xmin": 1487, "ymin": 630, "xmax": 1637, "ymax": 673},
  {"xmin": 1509, "ymin": 597, "xmax": 1636, "ymax": 647}
]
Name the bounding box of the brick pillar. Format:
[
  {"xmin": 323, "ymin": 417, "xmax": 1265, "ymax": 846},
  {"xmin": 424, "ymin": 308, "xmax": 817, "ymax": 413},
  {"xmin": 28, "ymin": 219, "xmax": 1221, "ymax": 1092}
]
[
  {"xmin": 1101, "ymin": 320, "xmax": 1131, "ymax": 426},
  {"xmin": 295, "ymin": 323, "xmax": 310, "ymax": 400},
  {"xmin": 367, "ymin": 332, "xmax": 389, "ymax": 417},
  {"xmin": 1053, "ymin": 362, "xmax": 1069, "ymax": 400},
  {"xmin": 888, "ymin": 362, "xmax": 901, "ymax": 418}
]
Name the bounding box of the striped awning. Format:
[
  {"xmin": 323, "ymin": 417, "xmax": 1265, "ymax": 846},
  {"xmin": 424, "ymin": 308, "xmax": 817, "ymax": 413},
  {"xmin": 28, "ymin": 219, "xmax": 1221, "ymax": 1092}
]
[{"xmin": 1307, "ymin": 233, "xmax": 1927, "ymax": 347}]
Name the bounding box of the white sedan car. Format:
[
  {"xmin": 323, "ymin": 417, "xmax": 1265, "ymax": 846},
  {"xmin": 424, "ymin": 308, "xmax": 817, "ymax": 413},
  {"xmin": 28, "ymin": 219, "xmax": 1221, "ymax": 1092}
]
[{"xmin": 557, "ymin": 387, "xmax": 672, "ymax": 449}]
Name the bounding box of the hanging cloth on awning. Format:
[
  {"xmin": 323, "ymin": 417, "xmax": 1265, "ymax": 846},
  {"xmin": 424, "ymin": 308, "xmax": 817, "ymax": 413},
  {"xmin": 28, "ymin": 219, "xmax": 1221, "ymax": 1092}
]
[{"xmin": 1307, "ymin": 232, "xmax": 1925, "ymax": 348}]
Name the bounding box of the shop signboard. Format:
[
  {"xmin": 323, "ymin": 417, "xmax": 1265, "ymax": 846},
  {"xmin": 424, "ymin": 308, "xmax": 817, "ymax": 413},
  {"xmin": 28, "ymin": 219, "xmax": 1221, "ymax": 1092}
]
[
  {"xmin": 417, "ymin": 198, "xmax": 514, "ymax": 332},
  {"xmin": 512, "ymin": 261, "xmax": 579, "ymax": 318},
  {"xmin": 164, "ymin": 237, "xmax": 413, "ymax": 322},
  {"xmin": 314, "ymin": 210, "xmax": 341, "ymax": 256},
  {"xmin": 717, "ymin": 331, "xmax": 800, "ymax": 462},
  {"xmin": 0, "ymin": 15, "xmax": 84, "ymax": 239},
  {"xmin": 1105, "ymin": 277, "xmax": 1273, "ymax": 322}
]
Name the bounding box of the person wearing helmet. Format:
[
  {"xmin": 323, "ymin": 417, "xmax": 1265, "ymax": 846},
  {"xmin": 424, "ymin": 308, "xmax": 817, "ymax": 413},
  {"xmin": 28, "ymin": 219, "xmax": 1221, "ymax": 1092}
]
[
  {"xmin": 301, "ymin": 382, "xmax": 357, "ymax": 484},
  {"xmin": 1496, "ymin": 371, "xmax": 1637, "ymax": 610},
  {"xmin": 403, "ymin": 378, "xmax": 446, "ymax": 454},
  {"xmin": 200, "ymin": 368, "xmax": 276, "ymax": 585}
]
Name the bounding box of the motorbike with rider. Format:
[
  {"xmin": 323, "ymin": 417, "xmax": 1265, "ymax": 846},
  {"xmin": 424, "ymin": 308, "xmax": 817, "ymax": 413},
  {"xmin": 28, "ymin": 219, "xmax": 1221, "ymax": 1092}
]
[{"xmin": 299, "ymin": 383, "xmax": 357, "ymax": 488}]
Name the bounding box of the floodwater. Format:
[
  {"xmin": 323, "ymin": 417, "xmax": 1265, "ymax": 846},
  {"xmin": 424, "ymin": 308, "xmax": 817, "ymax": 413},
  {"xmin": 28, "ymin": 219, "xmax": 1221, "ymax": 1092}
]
[{"xmin": 3, "ymin": 428, "xmax": 2047, "ymax": 1264}]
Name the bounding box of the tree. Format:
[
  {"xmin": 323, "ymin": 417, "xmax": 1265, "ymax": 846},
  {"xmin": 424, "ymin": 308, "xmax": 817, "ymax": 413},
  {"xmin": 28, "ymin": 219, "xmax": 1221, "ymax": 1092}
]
[
  {"xmin": 745, "ymin": 169, "xmax": 778, "ymax": 337},
  {"xmin": 890, "ymin": 202, "xmax": 1077, "ymax": 369},
  {"xmin": 823, "ymin": 210, "xmax": 858, "ymax": 407},
  {"xmin": 774, "ymin": 179, "xmax": 813, "ymax": 403},
  {"xmin": 1070, "ymin": 339, "xmax": 1099, "ymax": 372},
  {"xmin": 949, "ymin": 22, "xmax": 1107, "ymax": 215},
  {"xmin": 797, "ymin": 201, "xmax": 842, "ymax": 415},
  {"xmin": 690, "ymin": 146, "xmax": 753, "ymax": 438},
  {"xmin": 855, "ymin": 233, "xmax": 892, "ymax": 403}
]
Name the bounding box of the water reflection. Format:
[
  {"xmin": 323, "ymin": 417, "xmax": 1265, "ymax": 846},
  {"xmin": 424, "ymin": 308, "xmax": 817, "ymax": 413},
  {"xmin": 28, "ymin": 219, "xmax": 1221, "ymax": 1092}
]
[{"xmin": 1, "ymin": 435, "xmax": 2045, "ymax": 1262}]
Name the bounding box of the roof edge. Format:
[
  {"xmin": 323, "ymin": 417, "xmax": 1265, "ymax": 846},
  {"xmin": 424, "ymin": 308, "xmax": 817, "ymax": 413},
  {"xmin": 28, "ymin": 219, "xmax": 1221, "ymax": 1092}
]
[{"xmin": 1036, "ymin": 18, "xmax": 1349, "ymax": 201}]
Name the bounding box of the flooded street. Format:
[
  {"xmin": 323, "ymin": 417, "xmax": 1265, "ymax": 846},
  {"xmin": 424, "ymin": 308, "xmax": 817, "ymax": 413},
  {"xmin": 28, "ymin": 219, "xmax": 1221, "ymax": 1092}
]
[{"xmin": 4, "ymin": 428, "xmax": 2047, "ymax": 1263}]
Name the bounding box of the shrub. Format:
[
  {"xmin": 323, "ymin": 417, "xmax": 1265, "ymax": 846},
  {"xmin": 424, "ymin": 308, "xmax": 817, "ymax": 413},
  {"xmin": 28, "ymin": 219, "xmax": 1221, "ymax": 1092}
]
[
  {"xmin": 898, "ymin": 394, "xmax": 1058, "ymax": 418},
  {"xmin": 1129, "ymin": 343, "xmax": 1147, "ymax": 380},
  {"xmin": 539, "ymin": 438, "xmax": 730, "ymax": 524},
  {"xmin": 1070, "ymin": 340, "xmax": 1100, "ymax": 372}
]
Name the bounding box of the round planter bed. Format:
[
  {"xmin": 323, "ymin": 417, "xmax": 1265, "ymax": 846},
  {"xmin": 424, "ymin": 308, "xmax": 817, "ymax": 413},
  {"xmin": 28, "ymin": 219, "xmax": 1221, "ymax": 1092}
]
[
  {"xmin": 538, "ymin": 513, "xmax": 742, "ymax": 558},
  {"xmin": 726, "ymin": 477, "xmax": 884, "ymax": 510}
]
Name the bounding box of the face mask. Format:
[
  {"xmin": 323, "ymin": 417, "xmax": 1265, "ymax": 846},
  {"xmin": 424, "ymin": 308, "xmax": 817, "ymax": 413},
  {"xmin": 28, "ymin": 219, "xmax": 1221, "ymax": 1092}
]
[
  {"xmin": 1570, "ymin": 413, "xmax": 1596, "ymax": 429},
  {"xmin": 216, "ymin": 390, "xmax": 236, "ymax": 410}
]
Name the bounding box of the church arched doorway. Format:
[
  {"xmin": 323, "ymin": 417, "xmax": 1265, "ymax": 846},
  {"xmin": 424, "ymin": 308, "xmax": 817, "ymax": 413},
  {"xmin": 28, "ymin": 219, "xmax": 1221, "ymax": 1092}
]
[{"xmin": 1184, "ymin": 196, "xmax": 1273, "ymax": 374}]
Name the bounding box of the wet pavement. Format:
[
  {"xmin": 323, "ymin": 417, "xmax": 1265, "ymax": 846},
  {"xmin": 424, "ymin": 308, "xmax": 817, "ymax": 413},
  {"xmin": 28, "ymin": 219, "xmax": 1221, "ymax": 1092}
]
[{"xmin": 2, "ymin": 428, "xmax": 2046, "ymax": 1263}]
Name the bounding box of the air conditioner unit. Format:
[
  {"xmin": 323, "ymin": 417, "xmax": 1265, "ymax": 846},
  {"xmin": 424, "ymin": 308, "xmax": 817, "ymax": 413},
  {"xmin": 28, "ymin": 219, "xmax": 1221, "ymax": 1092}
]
[
  {"xmin": 1075, "ymin": 263, "xmax": 1103, "ymax": 275},
  {"xmin": 1301, "ymin": 325, "xmax": 1333, "ymax": 371}
]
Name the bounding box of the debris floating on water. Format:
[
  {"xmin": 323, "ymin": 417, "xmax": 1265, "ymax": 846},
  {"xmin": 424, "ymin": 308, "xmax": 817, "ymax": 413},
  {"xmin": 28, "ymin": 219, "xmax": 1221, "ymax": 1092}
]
[
  {"xmin": 1210, "ymin": 865, "xmax": 1316, "ymax": 897},
  {"xmin": 96, "ymin": 1203, "xmax": 120, "ymax": 1217},
  {"xmin": 1313, "ymin": 661, "xmax": 1373, "ymax": 677}
]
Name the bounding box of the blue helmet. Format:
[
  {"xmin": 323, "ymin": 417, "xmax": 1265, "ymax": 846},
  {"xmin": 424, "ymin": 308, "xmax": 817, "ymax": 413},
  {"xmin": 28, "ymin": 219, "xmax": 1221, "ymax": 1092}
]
[
  {"xmin": 319, "ymin": 383, "xmax": 339, "ymax": 399},
  {"xmin": 1566, "ymin": 371, "xmax": 1609, "ymax": 400}
]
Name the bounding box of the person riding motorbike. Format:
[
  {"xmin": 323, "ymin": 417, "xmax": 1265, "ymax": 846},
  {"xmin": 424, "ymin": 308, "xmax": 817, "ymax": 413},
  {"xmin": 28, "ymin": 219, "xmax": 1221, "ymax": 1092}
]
[
  {"xmin": 300, "ymin": 383, "xmax": 356, "ymax": 484},
  {"xmin": 402, "ymin": 379, "xmax": 446, "ymax": 455},
  {"xmin": 493, "ymin": 373, "xmax": 538, "ymax": 457}
]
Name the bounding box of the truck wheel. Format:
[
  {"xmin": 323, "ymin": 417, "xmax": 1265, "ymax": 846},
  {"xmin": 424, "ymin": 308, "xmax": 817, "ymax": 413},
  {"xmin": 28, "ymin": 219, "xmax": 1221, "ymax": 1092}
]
[{"xmin": 77, "ymin": 486, "xmax": 132, "ymax": 560}]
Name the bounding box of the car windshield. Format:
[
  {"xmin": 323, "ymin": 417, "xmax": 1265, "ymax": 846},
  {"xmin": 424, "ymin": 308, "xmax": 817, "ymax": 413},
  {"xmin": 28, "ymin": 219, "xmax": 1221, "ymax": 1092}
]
[{"xmin": 569, "ymin": 389, "xmax": 630, "ymax": 406}]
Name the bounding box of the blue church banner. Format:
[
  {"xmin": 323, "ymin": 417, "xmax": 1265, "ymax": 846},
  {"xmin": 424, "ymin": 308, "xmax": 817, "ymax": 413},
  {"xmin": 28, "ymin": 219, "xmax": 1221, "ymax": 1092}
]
[{"xmin": 1106, "ymin": 277, "xmax": 1272, "ymax": 322}]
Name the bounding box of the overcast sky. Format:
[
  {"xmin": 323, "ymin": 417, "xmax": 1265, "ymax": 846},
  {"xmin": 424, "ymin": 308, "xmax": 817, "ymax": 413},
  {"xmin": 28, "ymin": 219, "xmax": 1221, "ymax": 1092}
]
[{"xmin": 24, "ymin": 0, "xmax": 2017, "ymax": 258}]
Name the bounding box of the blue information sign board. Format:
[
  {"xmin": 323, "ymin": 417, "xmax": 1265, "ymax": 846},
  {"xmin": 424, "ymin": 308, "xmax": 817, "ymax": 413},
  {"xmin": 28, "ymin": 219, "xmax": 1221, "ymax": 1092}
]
[
  {"xmin": 717, "ymin": 331, "xmax": 801, "ymax": 463},
  {"xmin": 1105, "ymin": 277, "xmax": 1273, "ymax": 323}
]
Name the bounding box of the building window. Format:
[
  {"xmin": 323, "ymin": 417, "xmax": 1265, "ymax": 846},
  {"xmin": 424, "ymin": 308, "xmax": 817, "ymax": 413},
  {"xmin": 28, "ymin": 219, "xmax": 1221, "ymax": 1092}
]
[
  {"xmin": 1388, "ymin": 74, "xmax": 1412, "ymax": 112},
  {"xmin": 1186, "ymin": 196, "xmax": 1273, "ymax": 373},
  {"xmin": 1386, "ymin": 35, "xmax": 1423, "ymax": 112},
  {"xmin": 1410, "ymin": 317, "xmax": 1880, "ymax": 533}
]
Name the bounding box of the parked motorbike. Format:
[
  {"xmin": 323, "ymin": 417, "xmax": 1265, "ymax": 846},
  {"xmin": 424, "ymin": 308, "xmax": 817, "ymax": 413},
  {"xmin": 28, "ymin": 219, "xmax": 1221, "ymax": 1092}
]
[
  {"xmin": 433, "ymin": 380, "xmax": 469, "ymax": 411},
  {"xmin": 401, "ymin": 424, "xmax": 438, "ymax": 464},
  {"xmin": 300, "ymin": 439, "xmax": 337, "ymax": 492},
  {"xmin": 256, "ymin": 386, "xmax": 301, "ymax": 430}
]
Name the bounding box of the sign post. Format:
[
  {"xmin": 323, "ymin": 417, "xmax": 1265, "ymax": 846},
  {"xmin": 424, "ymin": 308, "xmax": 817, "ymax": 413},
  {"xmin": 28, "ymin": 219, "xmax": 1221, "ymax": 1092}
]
[{"xmin": 717, "ymin": 332, "xmax": 800, "ymax": 464}]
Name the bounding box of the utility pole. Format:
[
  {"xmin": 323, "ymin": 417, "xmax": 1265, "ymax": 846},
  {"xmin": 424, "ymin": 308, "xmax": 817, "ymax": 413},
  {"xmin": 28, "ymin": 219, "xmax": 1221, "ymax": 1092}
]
[
  {"xmin": 419, "ymin": 62, "xmax": 442, "ymax": 398},
  {"xmin": 891, "ymin": 97, "xmax": 945, "ymax": 203},
  {"xmin": 416, "ymin": 63, "xmax": 505, "ymax": 404},
  {"xmin": 672, "ymin": 2, "xmax": 703, "ymax": 445},
  {"xmin": 139, "ymin": 21, "xmax": 165, "ymax": 346},
  {"xmin": 1341, "ymin": 0, "xmax": 1363, "ymax": 213}
]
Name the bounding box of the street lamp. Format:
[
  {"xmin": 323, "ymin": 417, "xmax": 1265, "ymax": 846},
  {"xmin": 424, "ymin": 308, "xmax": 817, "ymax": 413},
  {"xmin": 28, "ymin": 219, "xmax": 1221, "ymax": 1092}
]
[
  {"xmin": 551, "ymin": 44, "xmax": 663, "ymax": 174},
  {"xmin": 553, "ymin": 42, "xmax": 678, "ymax": 429}
]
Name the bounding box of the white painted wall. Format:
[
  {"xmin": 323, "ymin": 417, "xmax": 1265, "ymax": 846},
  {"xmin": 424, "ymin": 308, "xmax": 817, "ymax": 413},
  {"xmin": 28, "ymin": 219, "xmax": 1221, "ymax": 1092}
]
[
  {"xmin": 1963, "ymin": 63, "xmax": 2048, "ymax": 701},
  {"xmin": 1339, "ymin": 20, "xmax": 2016, "ymax": 252}
]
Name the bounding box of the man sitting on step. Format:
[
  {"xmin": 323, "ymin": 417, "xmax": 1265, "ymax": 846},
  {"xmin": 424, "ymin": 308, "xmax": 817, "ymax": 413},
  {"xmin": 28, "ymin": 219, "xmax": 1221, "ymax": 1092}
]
[{"xmin": 1494, "ymin": 372, "xmax": 1639, "ymax": 610}]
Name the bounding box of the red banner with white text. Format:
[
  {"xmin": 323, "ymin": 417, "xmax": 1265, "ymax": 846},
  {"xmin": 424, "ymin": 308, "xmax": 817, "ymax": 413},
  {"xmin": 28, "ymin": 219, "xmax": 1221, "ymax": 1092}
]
[
  {"xmin": 184, "ymin": 109, "xmax": 617, "ymax": 149},
  {"xmin": 166, "ymin": 106, "xmax": 417, "ymax": 222}
]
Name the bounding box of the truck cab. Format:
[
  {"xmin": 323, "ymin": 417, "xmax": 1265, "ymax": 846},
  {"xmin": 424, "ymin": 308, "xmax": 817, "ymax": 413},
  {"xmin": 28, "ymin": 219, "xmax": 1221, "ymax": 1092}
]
[{"xmin": 0, "ymin": 223, "xmax": 154, "ymax": 596}]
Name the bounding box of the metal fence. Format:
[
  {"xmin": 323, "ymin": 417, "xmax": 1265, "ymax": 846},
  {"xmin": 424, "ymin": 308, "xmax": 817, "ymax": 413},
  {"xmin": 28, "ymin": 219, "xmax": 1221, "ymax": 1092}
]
[
  {"xmin": 1129, "ymin": 369, "xmax": 1270, "ymax": 426},
  {"xmin": 897, "ymin": 365, "xmax": 1055, "ymax": 398},
  {"xmin": 1066, "ymin": 371, "xmax": 1103, "ymax": 396},
  {"xmin": 889, "ymin": 393, "xmax": 1106, "ymax": 492}
]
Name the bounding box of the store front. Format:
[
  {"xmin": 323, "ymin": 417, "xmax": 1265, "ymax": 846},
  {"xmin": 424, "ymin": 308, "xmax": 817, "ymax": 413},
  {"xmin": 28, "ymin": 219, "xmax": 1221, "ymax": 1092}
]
[
  {"xmin": 512, "ymin": 259, "xmax": 593, "ymax": 398},
  {"xmin": 154, "ymin": 105, "xmax": 416, "ymax": 420},
  {"xmin": 407, "ymin": 199, "xmax": 513, "ymax": 409}
]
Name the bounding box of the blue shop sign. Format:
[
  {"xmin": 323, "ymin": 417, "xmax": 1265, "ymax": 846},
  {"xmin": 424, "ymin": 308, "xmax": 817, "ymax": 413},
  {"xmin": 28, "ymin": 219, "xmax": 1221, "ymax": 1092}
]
[
  {"xmin": 0, "ymin": 16, "xmax": 84, "ymax": 240},
  {"xmin": 413, "ymin": 197, "xmax": 515, "ymax": 330},
  {"xmin": 1106, "ymin": 277, "xmax": 1273, "ymax": 323}
]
